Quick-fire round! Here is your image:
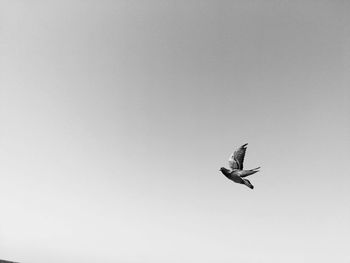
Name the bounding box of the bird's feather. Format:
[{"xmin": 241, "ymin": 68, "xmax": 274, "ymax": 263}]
[{"xmin": 228, "ymin": 143, "xmax": 248, "ymax": 170}]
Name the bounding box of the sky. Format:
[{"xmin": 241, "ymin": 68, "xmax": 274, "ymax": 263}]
[{"xmin": 1, "ymin": 1, "xmax": 349, "ymax": 262}]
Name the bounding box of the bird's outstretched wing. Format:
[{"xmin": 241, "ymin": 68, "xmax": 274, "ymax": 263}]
[{"xmin": 228, "ymin": 143, "xmax": 248, "ymax": 170}]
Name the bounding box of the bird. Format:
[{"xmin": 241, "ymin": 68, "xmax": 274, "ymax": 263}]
[{"xmin": 220, "ymin": 143, "xmax": 260, "ymax": 189}]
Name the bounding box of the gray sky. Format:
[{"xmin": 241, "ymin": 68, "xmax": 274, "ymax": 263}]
[{"xmin": 1, "ymin": 1, "xmax": 349, "ymax": 262}]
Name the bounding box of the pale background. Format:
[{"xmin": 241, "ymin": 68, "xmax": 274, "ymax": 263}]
[{"xmin": 1, "ymin": 1, "xmax": 349, "ymax": 262}]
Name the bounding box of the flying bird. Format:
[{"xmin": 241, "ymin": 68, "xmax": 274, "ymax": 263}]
[{"xmin": 220, "ymin": 143, "xmax": 260, "ymax": 189}]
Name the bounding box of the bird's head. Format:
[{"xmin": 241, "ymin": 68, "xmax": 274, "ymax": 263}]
[{"xmin": 219, "ymin": 167, "xmax": 230, "ymax": 175}]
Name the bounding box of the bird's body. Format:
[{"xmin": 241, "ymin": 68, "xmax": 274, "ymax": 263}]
[{"xmin": 220, "ymin": 143, "xmax": 260, "ymax": 189}]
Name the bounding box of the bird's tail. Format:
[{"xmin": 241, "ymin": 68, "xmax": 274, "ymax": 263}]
[{"xmin": 243, "ymin": 179, "xmax": 254, "ymax": 189}]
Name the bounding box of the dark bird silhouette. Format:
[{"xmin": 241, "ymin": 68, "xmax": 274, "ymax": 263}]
[{"xmin": 220, "ymin": 143, "xmax": 260, "ymax": 189}]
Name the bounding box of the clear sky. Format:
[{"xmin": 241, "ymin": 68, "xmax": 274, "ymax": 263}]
[{"xmin": 1, "ymin": 1, "xmax": 349, "ymax": 262}]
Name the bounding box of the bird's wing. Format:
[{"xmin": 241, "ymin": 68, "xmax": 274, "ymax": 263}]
[{"xmin": 228, "ymin": 143, "xmax": 248, "ymax": 170}]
